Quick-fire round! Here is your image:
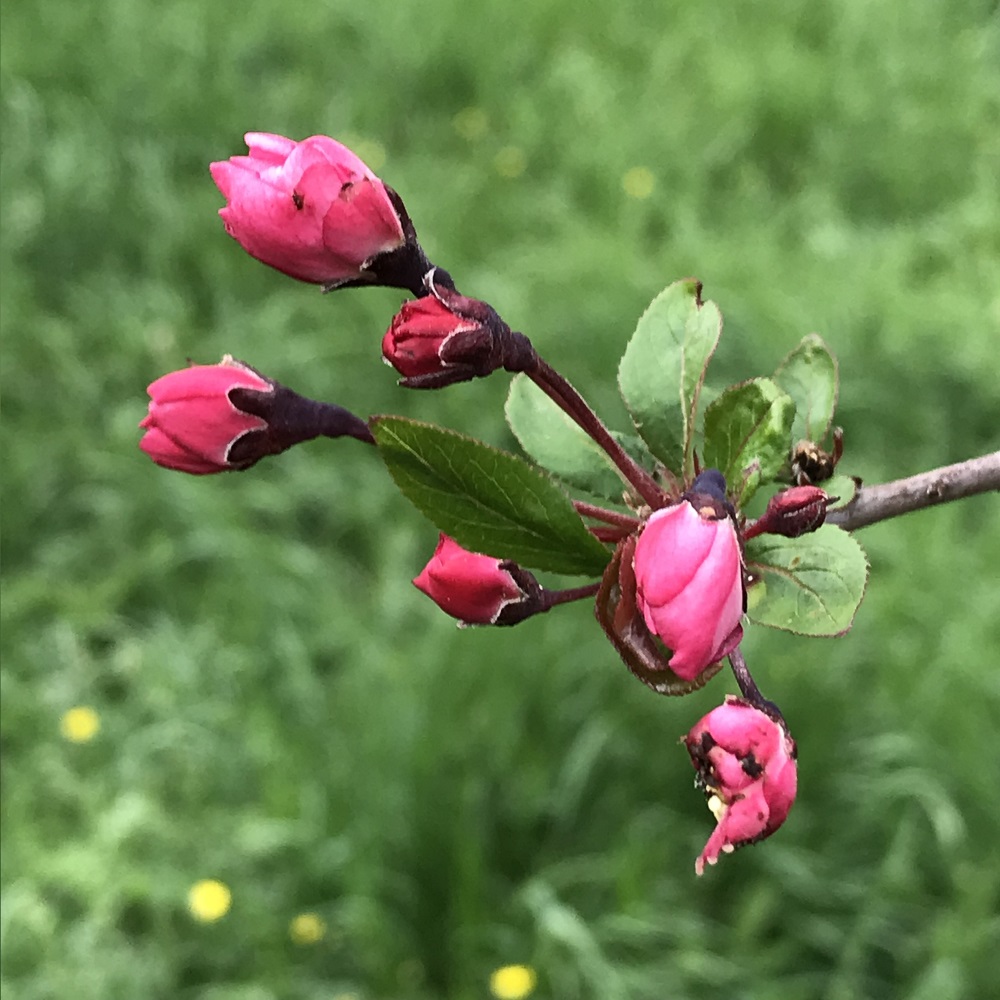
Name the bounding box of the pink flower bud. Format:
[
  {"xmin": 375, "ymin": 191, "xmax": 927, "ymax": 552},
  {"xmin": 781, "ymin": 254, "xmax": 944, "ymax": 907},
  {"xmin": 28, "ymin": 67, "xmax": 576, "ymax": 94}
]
[
  {"xmin": 382, "ymin": 295, "xmax": 486, "ymax": 378},
  {"xmin": 632, "ymin": 498, "xmax": 744, "ymax": 680},
  {"xmin": 413, "ymin": 534, "xmax": 531, "ymax": 625},
  {"xmin": 745, "ymin": 485, "xmax": 833, "ymax": 540},
  {"xmin": 210, "ymin": 132, "xmax": 406, "ymax": 288},
  {"xmin": 382, "ymin": 274, "xmax": 535, "ymax": 389},
  {"xmin": 684, "ymin": 696, "xmax": 797, "ymax": 875},
  {"xmin": 140, "ymin": 357, "xmax": 373, "ymax": 474},
  {"xmin": 139, "ymin": 359, "xmax": 271, "ymax": 474}
]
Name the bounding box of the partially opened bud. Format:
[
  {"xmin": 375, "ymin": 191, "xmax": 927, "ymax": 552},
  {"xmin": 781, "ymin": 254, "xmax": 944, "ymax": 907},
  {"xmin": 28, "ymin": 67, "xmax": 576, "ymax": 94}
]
[
  {"xmin": 684, "ymin": 695, "xmax": 798, "ymax": 875},
  {"xmin": 632, "ymin": 471, "xmax": 745, "ymax": 680},
  {"xmin": 413, "ymin": 534, "xmax": 542, "ymax": 625},
  {"xmin": 744, "ymin": 485, "xmax": 834, "ymax": 540},
  {"xmin": 211, "ymin": 132, "xmax": 430, "ymax": 292},
  {"xmin": 382, "ymin": 272, "xmax": 535, "ymax": 388},
  {"xmin": 140, "ymin": 356, "xmax": 372, "ymax": 474}
]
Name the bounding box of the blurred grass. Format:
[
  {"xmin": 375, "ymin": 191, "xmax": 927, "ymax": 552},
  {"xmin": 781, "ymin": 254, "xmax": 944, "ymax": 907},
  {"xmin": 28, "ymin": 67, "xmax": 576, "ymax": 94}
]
[{"xmin": 2, "ymin": 0, "xmax": 999, "ymax": 997}]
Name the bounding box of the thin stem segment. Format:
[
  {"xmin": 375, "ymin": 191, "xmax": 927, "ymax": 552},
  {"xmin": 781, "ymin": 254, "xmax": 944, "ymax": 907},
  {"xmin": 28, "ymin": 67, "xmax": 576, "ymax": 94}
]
[
  {"xmin": 573, "ymin": 501, "xmax": 642, "ymax": 529},
  {"xmin": 540, "ymin": 582, "xmax": 601, "ymax": 611},
  {"xmin": 528, "ymin": 356, "xmax": 667, "ymax": 509},
  {"xmin": 728, "ymin": 647, "xmax": 784, "ymax": 723},
  {"xmin": 588, "ymin": 525, "xmax": 633, "ymax": 543}
]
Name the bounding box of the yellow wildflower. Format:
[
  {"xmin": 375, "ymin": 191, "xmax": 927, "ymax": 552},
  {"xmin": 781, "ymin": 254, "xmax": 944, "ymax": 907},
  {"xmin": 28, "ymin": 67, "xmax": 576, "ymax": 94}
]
[
  {"xmin": 60, "ymin": 706, "xmax": 100, "ymax": 743},
  {"xmin": 495, "ymin": 147, "xmax": 527, "ymax": 179},
  {"xmin": 289, "ymin": 911, "xmax": 326, "ymax": 944},
  {"xmin": 622, "ymin": 166, "xmax": 656, "ymax": 200},
  {"xmin": 187, "ymin": 879, "xmax": 231, "ymax": 922},
  {"xmin": 490, "ymin": 963, "xmax": 537, "ymax": 1000}
]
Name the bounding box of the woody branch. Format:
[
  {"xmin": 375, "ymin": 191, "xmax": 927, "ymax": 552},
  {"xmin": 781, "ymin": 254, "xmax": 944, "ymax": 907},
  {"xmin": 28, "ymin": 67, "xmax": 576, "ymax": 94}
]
[{"xmin": 826, "ymin": 450, "xmax": 1000, "ymax": 531}]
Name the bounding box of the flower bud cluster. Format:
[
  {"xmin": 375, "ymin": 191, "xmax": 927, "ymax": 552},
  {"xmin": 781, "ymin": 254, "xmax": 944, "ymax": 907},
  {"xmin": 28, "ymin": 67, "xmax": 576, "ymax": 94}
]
[{"xmin": 139, "ymin": 132, "xmax": 816, "ymax": 877}]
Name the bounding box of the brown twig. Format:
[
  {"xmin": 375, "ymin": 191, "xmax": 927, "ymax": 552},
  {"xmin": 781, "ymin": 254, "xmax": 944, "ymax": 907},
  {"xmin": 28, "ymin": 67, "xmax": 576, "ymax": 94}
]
[{"xmin": 825, "ymin": 450, "xmax": 1000, "ymax": 531}]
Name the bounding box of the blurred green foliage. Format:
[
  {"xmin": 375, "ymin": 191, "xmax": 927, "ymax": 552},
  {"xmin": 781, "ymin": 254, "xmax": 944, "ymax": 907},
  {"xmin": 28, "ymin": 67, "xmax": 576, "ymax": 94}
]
[{"xmin": 2, "ymin": 0, "xmax": 999, "ymax": 997}]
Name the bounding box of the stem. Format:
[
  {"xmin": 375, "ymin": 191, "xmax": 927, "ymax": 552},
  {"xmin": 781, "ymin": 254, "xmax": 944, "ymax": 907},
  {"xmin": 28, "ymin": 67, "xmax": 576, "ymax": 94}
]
[
  {"xmin": 310, "ymin": 402, "xmax": 375, "ymax": 445},
  {"xmin": 573, "ymin": 501, "xmax": 642, "ymax": 529},
  {"xmin": 728, "ymin": 648, "xmax": 784, "ymax": 723},
  {"xmin": 825, "ymin": 450, "xmax": 1000, "ymax": 531},
  {"xmin": 540, "ymin": 582, "xmax": 601, "ymax": 610},
  {"xmin": 589, "ymin": 526, "xmax": 632, "ymax": 543},
  {"xmin": 528, "ymin": 357, "xmax": 666, "ymax": 509}
]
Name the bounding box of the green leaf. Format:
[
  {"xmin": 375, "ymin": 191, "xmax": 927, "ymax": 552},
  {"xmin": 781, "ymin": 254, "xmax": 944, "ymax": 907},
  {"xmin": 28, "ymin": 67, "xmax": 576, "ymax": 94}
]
[
  {"xmin": 618, "ymin": 279, "xmax": 722, "ymax": 481},
  {"xmin": 371, "ymin": 416, "xmax": 611, "ymax": 577},
  {"xmin": 744, "ymin": 525, "xmax": 869, "ymax": 636},
  {"xmin": 504, "ymin": 374, "xmax": 628, "ymax": 502},
  {"xmin": 821, "ymin": 474, "xmax": 858, "ymax": 510},
  {"xmin": 774, "ymin": 333, "xmax": 839, "ymax": 443},
  {"xmin": 702, "ymin": 378, "xmax": 796, "ymax": 507}
]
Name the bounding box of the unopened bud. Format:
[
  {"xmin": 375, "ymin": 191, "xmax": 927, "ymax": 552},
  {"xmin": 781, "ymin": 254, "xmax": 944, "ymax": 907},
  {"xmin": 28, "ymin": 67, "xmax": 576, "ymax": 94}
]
[
  {"xmin": 632, "ymin": 471, "xmax": 745, "ymax": 681},
  {"xmin": 382, "ymin": 271, "xmax": 535, "ymax": 389},
  {"xmin": 139, "ymin": 356, "xmax": 372, "ymax": 474},
  {"xmin": 745, "ymin": 486, "xmax": 834, "ymax": 540},
  {"xmin": 413, "ymin": 534, "xmax": 544, "ymax": 626}
]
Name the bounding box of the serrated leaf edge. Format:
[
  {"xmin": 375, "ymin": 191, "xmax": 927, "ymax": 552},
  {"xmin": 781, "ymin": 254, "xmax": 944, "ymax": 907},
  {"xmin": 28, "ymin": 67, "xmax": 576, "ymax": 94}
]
[{"xmin": 745, "ymin": 527, "xmax": 870, "ymax": 637}]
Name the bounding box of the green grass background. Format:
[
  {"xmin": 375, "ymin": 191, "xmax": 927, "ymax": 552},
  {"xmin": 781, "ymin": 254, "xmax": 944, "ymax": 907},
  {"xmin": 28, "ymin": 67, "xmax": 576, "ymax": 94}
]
[{"xmin": 3, "ymin": 1, "xmax": 999, "ymax": 997}]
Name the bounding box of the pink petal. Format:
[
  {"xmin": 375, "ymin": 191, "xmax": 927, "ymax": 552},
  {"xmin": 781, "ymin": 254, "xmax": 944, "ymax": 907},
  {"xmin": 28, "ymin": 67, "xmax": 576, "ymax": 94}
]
[
  {"xmin": 243, "ymin": 132, "xmax": 297, "ymax": 164},
  {"xmin": 321, "ymin": 179, "xmax": 405, "ymax": 263},
  {"xmin": 139, "ymin": 427, "xmax": 223, "ymax": 474},
  {"xmin": 695, "ymin": 787, "xmax": 770, "ymax": 876},
  {"xmin": 300, "ymin": 134, "xmax": 376, "ymax": 181}
]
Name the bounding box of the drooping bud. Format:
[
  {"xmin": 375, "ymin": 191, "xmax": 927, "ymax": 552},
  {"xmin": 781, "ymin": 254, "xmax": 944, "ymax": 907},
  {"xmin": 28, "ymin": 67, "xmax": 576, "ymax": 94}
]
[
  {"xmin": 210, "ymin": 132, "xmax": 432, "ymax": 293},
  {"xmin": 684, "ymin": 695, "xmax": 798, "ymax": 875},
  {"xmin": 631, "ymin": 472, "xmax": 745, "ymax": 680},
  {"xmin": 139, "ymin": 356, "xmax": 372, "ymax": 474},
  {"xmin": 744, "ymin": 485, "xmax": 834, "ymax": 540},
  {"xmin": 413, "ymin": 534, "xmax": 543, "ymax": 625},
  {"xmin": 382, "ymin": 270, "xmax": 536, "ymax": 388}
]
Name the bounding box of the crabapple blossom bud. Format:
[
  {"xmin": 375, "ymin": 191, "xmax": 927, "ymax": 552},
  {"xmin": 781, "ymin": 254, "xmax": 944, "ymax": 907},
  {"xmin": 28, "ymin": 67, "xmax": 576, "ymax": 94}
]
[
  {"xmin": 382, "ymin": 272, "xmax": 536, "ymax": 388},
  {"xmin": 745, "ymin": 485, "xmax": 834, "ymax": 540},
  {"xmin": 140, "ymin": 356, "xmax": 372, "ymax": 474},
  {"xmin": 413, "ymin": 534, "xmax": 542, "ymax": 625},
  {"xmin": 211, "ymin": 132, "xmax": 430, "ymax": 292},
  {"xmin": 684, "ymin": 695, "xmax": 797, "ymax": 875},
  {"xmin": 139, "ymin": 358, "xmax": 272, "ymax": 474},
  {"xmin": 632, "ymin": 474, "xmax": 744, "ymax": 680}
]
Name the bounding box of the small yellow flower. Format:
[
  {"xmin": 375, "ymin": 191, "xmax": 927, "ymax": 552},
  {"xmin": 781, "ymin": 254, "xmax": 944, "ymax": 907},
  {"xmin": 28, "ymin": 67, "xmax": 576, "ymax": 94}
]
[
  {"xmin": 453, "ymin": 106, "xmax": 489, "ymax": 141},
  {"xmin": 490, "ymin": 964, "xmax": 537, "ymax": 1000},
  {"xmin": 494, "ymin": 146, "xmax": 527, "ymax": 179},
  {"xmin": 187, "ymin": 879, "xmax": 231, "ymax": 922},
  {"xmin": 289, "ymin": 911, "xmax": 326, "ymax": 945},
  {"xmin": 622, "ymin": 166, "xmax": 656, "ymax": 200},
  {"xmin": 60, "ymin": 706, "xmax": 100, "ymax": 743}
]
